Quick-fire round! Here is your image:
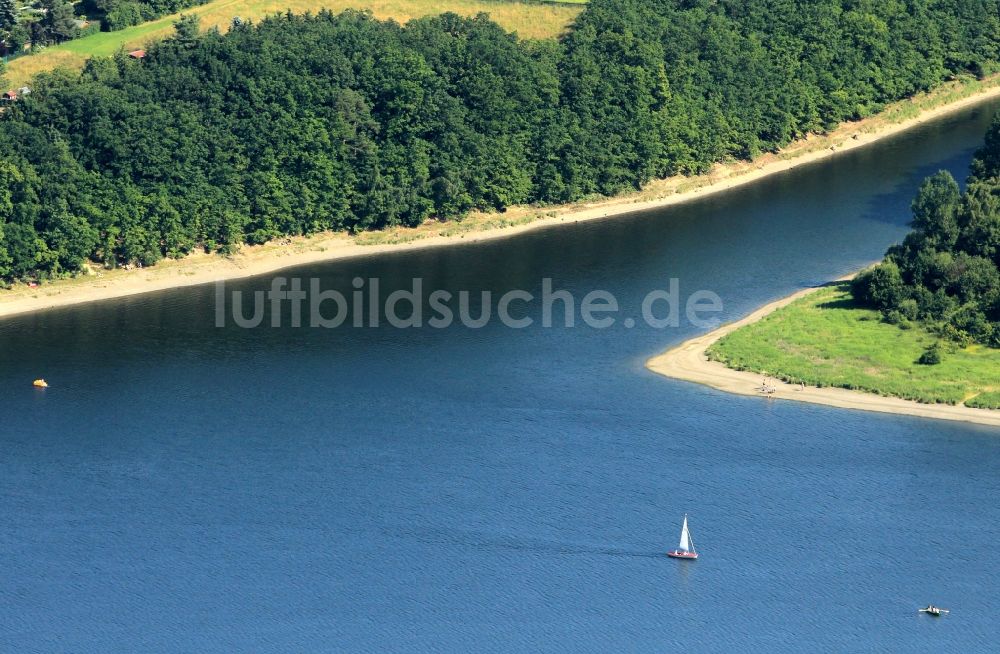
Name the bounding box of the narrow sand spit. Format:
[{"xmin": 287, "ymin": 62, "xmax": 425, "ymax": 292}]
[{"xmin": 645, "ymin": 282, "xmax": 1000, "ymax": 428}]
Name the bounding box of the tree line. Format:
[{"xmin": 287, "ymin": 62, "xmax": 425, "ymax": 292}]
[
  {"xmin": 853, "ymin": 114, "xmax": 1000, "ymax": 349},
  {"xmin": 1, "ymin": 0, "xmax": 998, "ymax": 282}
]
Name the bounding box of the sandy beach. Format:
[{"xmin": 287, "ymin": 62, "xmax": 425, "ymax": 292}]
[
  {"xmin": 3, "ymin": 77, "xmax": 1000, "ymax": 321},
  {"xmin": 646, "ymin": 279, "xmax": 1000, "ymax": 428}
]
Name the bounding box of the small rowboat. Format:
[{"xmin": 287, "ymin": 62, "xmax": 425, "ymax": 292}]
[
  {"xmin": 666, "ymin": 514, "xmax": 698, "ymax": 560},
  {"xmin": 919, "ymin": 605, "xmax": 949, "ymax": 616}
]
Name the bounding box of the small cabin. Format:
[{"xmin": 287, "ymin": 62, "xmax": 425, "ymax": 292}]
[
  {"xmin": 1, "ymin": 90, "xmax": 18, "ymax": 104},
  {"xmin": 127, "ymin": 49, "xmax": 146, "ymax": 60}
]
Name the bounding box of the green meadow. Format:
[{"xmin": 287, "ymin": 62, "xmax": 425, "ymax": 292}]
[{"xmin": 708, "ymin": 283, "xmax": 1000, "ymax": 409}]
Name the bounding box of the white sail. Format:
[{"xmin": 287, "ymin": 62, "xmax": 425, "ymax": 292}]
[{"xmin": 678, "ymin": 515, "xmax": 691, "ymax": 552}]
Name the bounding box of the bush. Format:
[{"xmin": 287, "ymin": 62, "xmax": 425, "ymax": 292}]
[
  {"xmin": 898, "ymin": 298, "xmax": 919, "ymax": 321},
  {"xmin": 935, "ymin": 322, "xmax": 974, "ymax": 347},
  {"xmin": 103, "ymin": 2, "xmax": 145, "ymax": 31},
  {"xmin": 918, "ymin": 343, "xmax": 942, "ymax": 365},
  {"xmin": 852, "ymin": 262, "xmax": 906, "ymax": 311},
  {"xmin": 884, "ymin": 309, "xmax": 907, "ymax": 325}
]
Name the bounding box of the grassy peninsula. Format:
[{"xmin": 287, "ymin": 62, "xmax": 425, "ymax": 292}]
[
  {"xmin": 705, "ymin": 114, "xmax": 1000, "ymax": 414},
  {"xmin": 707, "ymin": 283, "xmax": 1000, "ymax": 409}
]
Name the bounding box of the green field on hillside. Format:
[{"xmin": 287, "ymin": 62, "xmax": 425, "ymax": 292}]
[{"xmin": 4, "ymin": 0, "xmax": 582, "ymax": 87}]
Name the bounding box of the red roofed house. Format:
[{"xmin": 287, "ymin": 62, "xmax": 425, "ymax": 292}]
[
  {"xmin": 1, "ymin": 90, "xmax": 18, "ymax": 104},
  {"xmin": 128, "ymin": 50, "xmax": 146, "ymax": 59}
]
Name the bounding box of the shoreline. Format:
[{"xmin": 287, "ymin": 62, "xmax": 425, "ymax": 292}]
[
  {"xmin": 3, "ymin": 77, "xmax": 1000, "ymax": 320},
  {"xmin": 645, "ymin": 279, "xmax": 1000, "ymax": 428}
]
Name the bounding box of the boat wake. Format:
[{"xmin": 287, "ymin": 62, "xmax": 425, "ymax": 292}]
[{"xmin": 392, "ymin": 526, "xmax": 664, "ymax": 559}]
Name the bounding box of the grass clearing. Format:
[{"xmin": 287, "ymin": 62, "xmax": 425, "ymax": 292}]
[
  {"xmin": 708, "ymin": 283, "xmax": 1000, "ymax": 408},
  {"xmin": 4, "ymin": 0, "xmax": 582, "ymax": 87}
]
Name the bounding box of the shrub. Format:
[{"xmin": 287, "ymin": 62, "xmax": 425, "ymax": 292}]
[
  {"xmin": 852, "ymin": 262, "xmax": 906, "ymax": 311},
  {"xmin": 884, "ymin": 309, "xmax": 907, "ymax": 325},
  {"xmin": 918, "ymin": 343, "xmax": 942, "ymax": 365},
  {"xmin": 103, "ymin": 2, "xmax": 145, "ymax": 31},
  {"xmin": 898, "ymin": 298, "xmax": 920, "ymax": 321}
]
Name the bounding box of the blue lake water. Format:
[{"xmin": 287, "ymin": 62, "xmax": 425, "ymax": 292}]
[{"xmin": 3, "ymin": 100, "xmax": 1000, "ymax": 652}]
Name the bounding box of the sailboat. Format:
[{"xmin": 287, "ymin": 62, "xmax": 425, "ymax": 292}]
[{"xmin": 667, "ymin": 514, "xmax": 698, "ymax": 560}]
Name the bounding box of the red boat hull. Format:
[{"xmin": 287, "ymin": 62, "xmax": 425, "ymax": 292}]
[{"xmin": 667, "ymin": 550, "xmax": 698, "ymax": 560}]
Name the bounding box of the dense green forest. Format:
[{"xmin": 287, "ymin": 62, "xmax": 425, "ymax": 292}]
[
  {"xmin": 852, "ymin": 115, "xmax": 1000, "ymax": 348},
  {"xmin": 1, "ymin": 0, "xmax": 999, "ymax": 281}
]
